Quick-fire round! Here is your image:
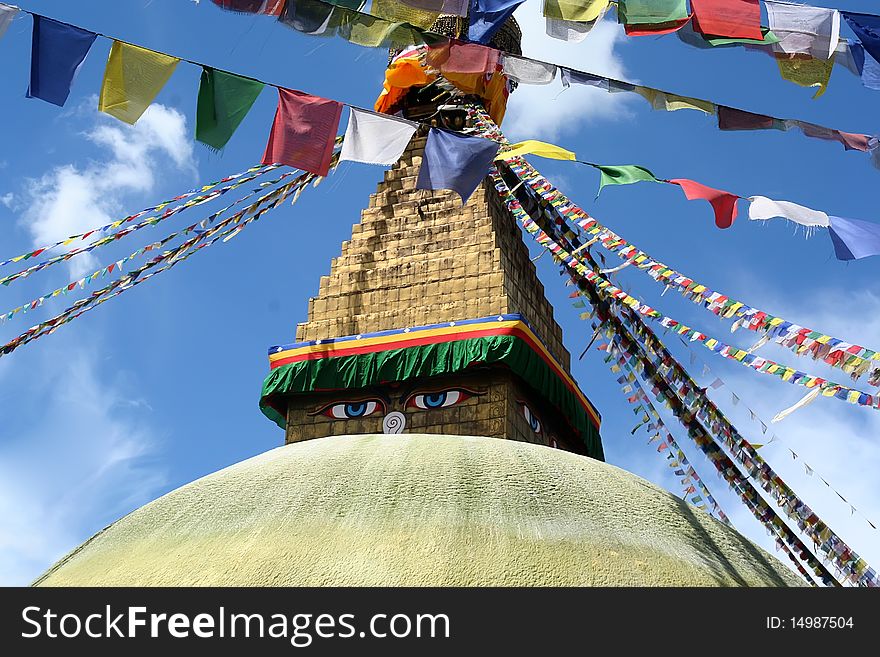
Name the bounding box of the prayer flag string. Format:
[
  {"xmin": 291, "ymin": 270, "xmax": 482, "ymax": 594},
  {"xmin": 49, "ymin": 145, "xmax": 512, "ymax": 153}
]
[
  {"xmin": 670, "ymin": 333, "xmax": 880, "ymax": 532},
  {"xmin": 0, "ymin": 151, "xmax": 338, "ymax": 358},
  {"xmin": 0, "ymin": 164, "xmax": 277, "ymax": 270},
  {"xmin": 0, "ymin": 167, "xmax": 301, "ymax": 324},
  {"xmin": 0, "ymin": 165, "xmax": 285, "ymax": 288},
  {"xmin": 490, "ymin": 162, "xmax": 874, "ymax": 586},
  {"xmin": 468, "ymin": 106, "xmax": 880, "ymax": 389},
  {"xmin": 490, "ymin": 168, "xmax": 844, "ymax": 585},
  {"xmin": 182, "ymin": 1, "xmax": 878, "ymax": 162},
  {"xmin": 603, "ymin": 331, "xmax": 820, "ymax": 586},
  {"xmin": 604, "ymin": 340, "xmax": 732, "ymax": 525}
]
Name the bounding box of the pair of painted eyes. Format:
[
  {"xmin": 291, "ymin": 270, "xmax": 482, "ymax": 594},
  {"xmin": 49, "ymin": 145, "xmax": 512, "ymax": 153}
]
[
  {"xmin": 320, "ymin": 390, "xmax": 471, "ymax": 419},
  {"xmin": 521, "ymin": 403, "xmax": 542, "ymax": 435}
]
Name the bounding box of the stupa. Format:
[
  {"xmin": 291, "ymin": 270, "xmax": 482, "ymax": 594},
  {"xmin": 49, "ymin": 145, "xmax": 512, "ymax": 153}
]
[{"xmin": 35, "ymin": 13, "xmax": 801, "ymax": 587}]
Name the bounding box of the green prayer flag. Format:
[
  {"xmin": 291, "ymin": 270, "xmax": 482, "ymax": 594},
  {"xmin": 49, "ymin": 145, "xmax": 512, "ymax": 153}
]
[
  {"xmin": 618, "ymin": 0, "xmax": 689, "ymax": 27},
  {"xmin": 596, "ymin": 164, "xmax": 660, "ymax": 196},
  {"xmin": 707, "ymin": 28, "xmax": 780, "ymax": 47},
  {"xmin": 196, "ymin": 67, "xmax": 264, "ymax": 150}
]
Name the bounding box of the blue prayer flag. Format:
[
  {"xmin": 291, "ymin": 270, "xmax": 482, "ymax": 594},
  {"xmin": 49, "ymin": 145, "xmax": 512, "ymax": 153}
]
[
  {"xmin": 843, "ymin": 12, "xmax": 880, "ymax": 66},
  {"xmin": 861, "ymin": 50, "xmax": 880, "ymax": 91},
  {"xmin": 468, "ymin": 0, "xmax": 524, "ymax": 44},
  {"xmin": 27, "ymin": 16, "xmax": 97, "ymax": 107},
  {"xmin": 561, "ymin": 68, "xmax": 610, "ymax": 90},
  {"xmin": 843, "ymin": 35, "xmax": 880, "ymax": 90},
  {"xmin": 828, "ymin": 216, "xmax": 880, "ymax": 261},
  {"xmin": 416, "ymin": 128, "xmax": 500, "ymax": 204}
]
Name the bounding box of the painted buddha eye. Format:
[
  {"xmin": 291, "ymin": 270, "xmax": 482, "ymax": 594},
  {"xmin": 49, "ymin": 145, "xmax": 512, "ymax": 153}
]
[
  {"xmin": 318, "ymin": 400, "xmax": 384, "ymax": 419},
  {"xmin": 521, "ymin": 403, "xmax": 542, "ymax": 434},
  {"xmin": 406, "ymin": 389, "xmax": 472, "ymax": 410}
]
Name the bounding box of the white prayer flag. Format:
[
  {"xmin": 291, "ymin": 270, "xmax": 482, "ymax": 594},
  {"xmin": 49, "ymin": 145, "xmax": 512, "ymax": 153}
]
[
  {"xmin": 771, "ymin": 387, "xmax": 821, "ymax": 423},
  {"xmin": 340, "ymin": 108, "xmax": 418, "ymax": 166},
  {"xmin": 766, "ymin": 1, "xmax": 840, "ymax": 60},
  {"xmin": 748, "ymin": 196, "xmax": 830, "ymax": 228},
  {"xmin": 545, "ymin": 18, "xmax": 595, "ymax": 43},
  {"xmin": 0, "ymin": 3, "xmax": 19, "ymax": 40},
  {"xmin": 501, "ymin": 54, "xmax": 557, "ymax": 85}
]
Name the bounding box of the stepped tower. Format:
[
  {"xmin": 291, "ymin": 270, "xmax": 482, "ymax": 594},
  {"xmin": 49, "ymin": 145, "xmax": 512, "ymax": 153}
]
[{"xmin": 259, "ymin": 15, "xmax": 603, "ymax": 458}]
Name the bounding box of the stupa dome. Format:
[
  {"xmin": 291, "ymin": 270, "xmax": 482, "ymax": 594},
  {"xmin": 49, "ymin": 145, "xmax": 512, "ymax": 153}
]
[{"xmin": 36, "ymin": 434, "xmax": 801, "ymax": 586}]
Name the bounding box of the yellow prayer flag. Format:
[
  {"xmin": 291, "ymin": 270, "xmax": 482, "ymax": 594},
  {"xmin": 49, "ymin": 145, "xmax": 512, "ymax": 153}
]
[
  {"xmin": 99, "ymin": 41, "xmax": 179, "ymax": 125},
  {"xmin": 776, "ymin": 54, "xmax": 833, "ymax": 100},
  {"xmin": 544, "ymin": 0, "xmax": 609, "ymax": 22},
  {"xmin": 635, "ymin": 87, "xmax": 715, "ymax": 115},
  {"xmin": 661, "ymin": 94, "xmax": 715, "ymax": 115},
  {"xmin": 372, "ymin": 0, "xmax": 438, "ymax": 29},
  {"xmin": 496, "ymin": 139, "xmax": 576, "ymax": 161}
]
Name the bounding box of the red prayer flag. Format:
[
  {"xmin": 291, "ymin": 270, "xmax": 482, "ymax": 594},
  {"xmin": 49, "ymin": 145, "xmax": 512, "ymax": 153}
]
[
  {"xmin": 624, "ymin": 17, "xmax": 692, "ymax": 36},
  {"xmin": 717, "ymin": 105, "xmax": 776, "ymax": 131},
  {"xmin": 691, "ymin": 0, "xmax": 763, "ymax": 40},
  {"xmin": 837, "ymin": 132, "xmax": 872, "ymax": 152},
  {"xmin": 794, "ymin": 121, "xmax": 873, "ymax": 152},
  {"xmin": 669, "ymin": 179, "xmax": 740, "ymax": 229},
  {"xmin": 262, "ymin": 88, "xmax": 343, "ymax": 177},
  {"xmin": 426, "ymin": 40, "xmax": 500, "ymax": 75}
]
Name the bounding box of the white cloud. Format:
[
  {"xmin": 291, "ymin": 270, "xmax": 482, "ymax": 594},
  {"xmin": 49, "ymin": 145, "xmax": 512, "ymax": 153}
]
[
  {"xmin": 504, "ymin": 0, "xmax": 634, "ymax": 140},
  {"xmin": 0, "ymin": 347, "xmax": 167, "ymax": 585},
  {"xmin": 0, "ymin": 193, "xmax": 13, "ymax": 209},
  {"xmin": 0, "ymin": 101, "xmax": 193, "ymax": 585},
  {"xmin": 19, "ymin": 102, "xmax": 195, "ymax": 278}
]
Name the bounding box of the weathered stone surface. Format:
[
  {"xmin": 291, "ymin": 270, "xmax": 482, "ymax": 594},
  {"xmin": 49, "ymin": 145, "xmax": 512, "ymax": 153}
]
[
  {"xmin": 295, "ymin": 136, "xmax": 570, "ymax": 373},
  {"xmin": 36, "ymin": 435, "xmax": 801, "ymax": 587}
]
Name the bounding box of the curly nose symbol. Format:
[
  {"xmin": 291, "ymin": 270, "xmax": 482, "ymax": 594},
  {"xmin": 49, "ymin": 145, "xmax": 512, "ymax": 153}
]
[{"xmin": 383, "ymin": 411, "xmax": 406, "ymax": 435}]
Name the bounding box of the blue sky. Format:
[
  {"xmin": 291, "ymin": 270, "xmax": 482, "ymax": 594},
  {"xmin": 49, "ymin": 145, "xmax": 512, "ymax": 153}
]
[{"xmin": 0, "ymin": 0, "xmax": 878, "ymax": 584}]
